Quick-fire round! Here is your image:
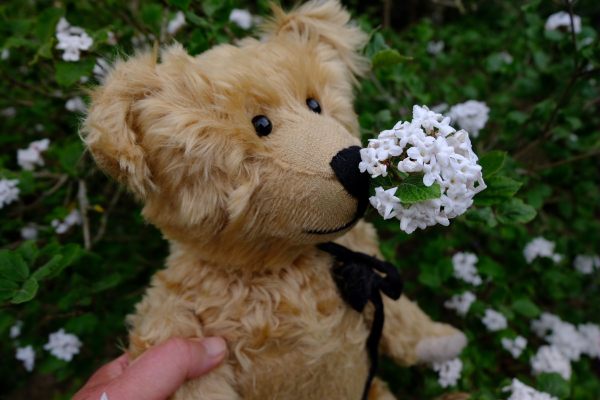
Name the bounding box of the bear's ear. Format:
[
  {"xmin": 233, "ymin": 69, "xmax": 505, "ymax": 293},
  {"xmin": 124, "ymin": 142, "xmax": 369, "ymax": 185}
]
[
  {"xmin": 263, "ymin": 0, "xmax": 369, "ymax": 77},
  {"xmin": 83, "ymin": 51, "xmax": 160, "ymax": 199}
]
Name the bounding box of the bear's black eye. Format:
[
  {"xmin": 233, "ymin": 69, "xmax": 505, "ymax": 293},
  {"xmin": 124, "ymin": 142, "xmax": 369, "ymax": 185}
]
[
  {"xmin": 306, "ymin": 98, "xmax": 321, "ymax": 114},
  {"xmin": 252, "ymin": 115, "xmax": 272, "ymax": 137}
]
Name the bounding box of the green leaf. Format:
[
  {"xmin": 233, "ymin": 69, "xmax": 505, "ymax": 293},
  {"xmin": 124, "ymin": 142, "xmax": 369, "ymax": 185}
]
[
  {"xmin": 141, "ymin": 4, "xmax": 163, "ymax": 31},
  {"xmin": 0, "ymin": 250, "xmax": 29, "ymax": 282},
  {"xmin": 0, "ymin": 279, "xmax": 19, "ymax": 301},
  {"xmin": 479, "ymin": 151, "xmax": 506, "ymax": 178},
  {"xmin": 55, "ymin": 59, "xmax": 95, "ymax": 87},
  {"xmin": 58, "ymin": 141, "xmax": 84, "ymax": 176},
  {"xmin": 11, "ymin": 278, "xmax": 39, "ymax": 304},
  {"xmin": 202, "ymin": 0, "xmax": 224, "ymax": 17},
  {"xmin": 371, "ymin": 49, "xmax": 412, "ymax": 70},
  {"xmin": 537, "ymin": 373, "xmax": 570, "ymax": 399},
  {"xmin": 475, "ymin": 176, "xmax": 522, "ymax": 206},
  {"xmin": 397, "ymin": 175, "xmax": 441, "ymax": 204},
  {"xmin": 512, "ymin": 298, "xmax": 541, "ymax": 318},
  {"xmin": 35, "ymin": 8, "xmax": 63, "ymax": 41},
  {"xmin": 31, "ymin": 255, "xmax": 64, "ymax": 281},
  {"xmin": 478, "ymin": 257, "xmax": 505, "ymax": 280},
  {"xmin": 19, "ymin": 241, "xmax": 39, "ymax": 265},
  {"xmin": 496, "ymin": 198, "xmax": 537, "ymax": 224},
  {"xmin": 464, "ymin": 207, "xmax": 497, "ymax": 228},
  {"xmin": 168, "ymin": 0, "xmax": 191, "ymax": 9}
]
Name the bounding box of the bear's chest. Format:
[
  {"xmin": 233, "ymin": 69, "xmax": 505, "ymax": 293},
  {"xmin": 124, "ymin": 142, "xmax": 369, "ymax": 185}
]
[{"xmin": 191, "ymin": 259, "xmax": 371, "ymax": 399}]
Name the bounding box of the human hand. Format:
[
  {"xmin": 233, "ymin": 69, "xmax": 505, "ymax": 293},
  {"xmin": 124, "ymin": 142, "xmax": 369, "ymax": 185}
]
[{"xmin": 74, "ymin": 337, "xmax": 227, "ymax": 400}]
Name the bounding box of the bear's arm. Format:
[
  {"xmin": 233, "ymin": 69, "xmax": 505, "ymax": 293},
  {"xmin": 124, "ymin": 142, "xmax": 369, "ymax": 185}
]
[
  {"xmin": 127, "ymin": 271, "xmax": 241, "ymax": 399},
  {"xmin": 333, "ymin": 220, "xmax": 466, "ymax": 365}
]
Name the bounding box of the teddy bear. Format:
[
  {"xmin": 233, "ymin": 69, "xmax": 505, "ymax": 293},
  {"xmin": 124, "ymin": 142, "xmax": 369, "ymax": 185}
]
[{"xmin": 83, "ymin": 1, "xmax": 467, "ymax": 399}]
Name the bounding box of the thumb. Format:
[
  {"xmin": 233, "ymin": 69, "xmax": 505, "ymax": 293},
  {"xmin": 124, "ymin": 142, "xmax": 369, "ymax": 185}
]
[{"xmin": 105, "ymin": 337, "xmax": 227, "ymax": 400}]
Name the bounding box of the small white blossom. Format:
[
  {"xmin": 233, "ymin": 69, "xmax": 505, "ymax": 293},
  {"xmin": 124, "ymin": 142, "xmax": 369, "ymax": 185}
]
[
  {"xmin": 503, "ymin": 378, "xmax": 558, "ymax": 400},
  {"xmin": 16, "ymin": 345, "xmax": 35, "ymax": 372},
  {"xmin": 358, "ymin": 147, "xmax": 388, "ymax": 178},
  {"xmin": 21, "ymin": 224, "xmax": 39, "ymax": 240},
  {"xmin": 1, "ymin": 48, "xmax": 9, "ymax": 60},
  {"xmin": 452, "ymin": 252, "xmax": 482, "ymax": 286},
  {"xmin": 481, "ymin": 309, "xmax": 507, "ymax": 332},
  {"xmin": 531, "ymin": 345, "xmax": 572, "ymax": 380},
  {"xmin": 229, "ymin": 9, "xmax": 253, "ymax": 30},
  {"xmin": 0, "ymin": 179, "xmax": 20, "ymax": 209},
  {"xmin": 427, "ymin": 40, "xmax": 444, "ymax": 55},
  {"xmin": 369, "ymin": 187, "xmax": 401, "ymax": 220},
  {"xmin": 545, "ymin": 11, "xmax": 581, "ymax": 34},
  {"xmin": 432, "ymin": 358, "xmax": 462, "ymax": 388},
  {"xmin": 431, "ymin": 103, "xmax": 448, "ymax": 113},
  {"xmin": 578, "ymin": 323, "xmax": 600, "ymax": 358},
  {"xmin": 573, "ymin": 254, "xmax": 600, "ymax": 274},
  {"xmin": 523, "ymin": 237, "xmax": 561, "ymax": 264},
  {"xmin": 167, "ymin": 11, "xmax": 186, "ymax": 35},
  {"xmin": 448, "ymin": 100, "xmax": 490, "ymax": 138},
  {"xmin": 10, "ymin": 321, "xmax": 23, "ymax": 339},
  {"xmin": 66, "ymin": 96, "xmax": 87, "ymax": 113},
  {"xmin": 107, "ymin": 31, "xmax": 117, "ymax": 46},
  {"xmin": 498, "ymin": 51, "xmax": 514, "ymax": 64},
  {"xmin": 502, "ymin": 336, "xmax": 528, "ymax": 358},
  {"xmin": 55, "ymin": 17, "xmax": 93, "ymax": 62},
  {"xmin": 44, "ymin": 329, "xmax": 82, "ymax": 362},
  {"xmin": 17, "ymin": 138, "xmax": 50, "ymax": 171},
  {"xmin": 1, "ymin": 107, "xmax": 16, "ymax": 118},
  {"xmin": 444, "ymin": 291, "xmax": 476, "ymax": 317},
  {"xmin": 51, "ymin": 209, "xmax": 82, "ymax": 234}
]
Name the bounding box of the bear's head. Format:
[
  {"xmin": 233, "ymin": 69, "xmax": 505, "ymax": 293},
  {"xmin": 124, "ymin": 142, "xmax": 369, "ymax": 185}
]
[{"xmin": 84, "ymin": 0, "xmax": 370, "ymax": 268}]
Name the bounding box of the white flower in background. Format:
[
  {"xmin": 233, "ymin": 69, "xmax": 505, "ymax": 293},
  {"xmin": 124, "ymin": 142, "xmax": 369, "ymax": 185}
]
[
  {"xmin": 523, "ymin": 237, "xmax": 562, "ymax": 264},
  {"xmin": 502, "ymin": 336, "xmax": 527, "ymax": 358},
  {"xmin": 452, "ymin": 252, "xmax": 482, "ymax": 286},
  {"xmin": 503, "ymin": 378, "xmax": 558, "ymax": 400},
  {"xmin": 0, "ymin": 179, "xmax": 20, "ymax": 209},
  {"xmin": 16, "ymin": 345, "xmax": 35, "ymax": 372},
  {"xmin": 360, "ymin": 105, "xmax": 486, "ymax": 234},
  {"xmin": 66, "ymin": 96, "xmax": 87, "ymax": 113},
  {"xmin": 167, "ymin": 11, "xmax": 186, "ymax": 35},
  {"xmin": 107, "ymin": 31, "xmax": 117, "ymax": 46},
  {"xmin": 21, "ymin": 224, "xmax": 38, "ymax": 240},
  {"xmin": 531, "ymin": 312, "xmax": 562, "ymax": 337},
  {"xmin": 369, "ymin": 187, "xmax": 401, "ymax": 220},
  {"xmin": 93, "ymin": 58, "xmax": 111, "ymax": 82},
  {"xmin": 546, "ymin": 321, "xmax": 586, "ymax": 361},
  {"xmin": 448, "ymin": 100, "xmax": 489, "ymax": 138},
  {"xmin": 17, "ymin": 138, "xmax": 50, "ymax": 171},
  {"xmin": 444, "ymin": 291, "xmax": 476, "ymax": 316},
  {"xmin": 229, "ymin": 9, "xmax": 253, "ymax": 30},
  {"xmin": 545, "ymin": 11, "xmax": 581, "ymax": 34},
  {"xmin": 431, "ymin": 103, "xmax": 448, "ymax": 113},
  {"xmin": 499, "ymin": 51, "xmax": 513, "ymax": 64},
  {"xmin": 51, "ymin": 209, "xmax": 82, "ymax": 234},
  {"xmin": 578, "ymin": 323, "xmax": 600, "ymax": 358},
  {"xmin": 55, "ymin": 17, "xmax": 93, "ymax": 62},
  {"xmin": 10, "ymin": 321, "xmax": 23, "ymax": 339},
  {"xmin": 481, "ymin": 309, "xmax": 507, "ymax": 332},
  {"xmin": 432, "ymin": 358, "xmax": 462, "ymax": 388},
  {"xmin": 44, "ymin": 329, "xmax": 82, "ymax": 362},
  {"xmin": 531, "ymin": 345, "xmax": 572, "ymax": 380},
  {"xmin": 427, "ymin": 40, "xmax": 444, "ymax": 55},
  {"xmin": 1, "ymin": 107, "xmax": 16, "ymax": 118},
  {"xmin": 573, "ymin": 254, "xmax": 600, "ymax": 274},
  {"xmin": 1, "ymin": 48, "xmax": 9, "ymax": 60}
]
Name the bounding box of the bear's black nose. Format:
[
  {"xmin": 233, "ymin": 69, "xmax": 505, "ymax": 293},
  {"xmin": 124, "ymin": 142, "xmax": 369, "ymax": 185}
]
[{"xmin": 330, "ymin": 146, "xmax": 370, "ymax": 207}]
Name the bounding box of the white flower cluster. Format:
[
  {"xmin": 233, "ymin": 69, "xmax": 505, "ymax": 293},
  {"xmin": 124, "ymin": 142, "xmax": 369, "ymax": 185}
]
[
  {"xmin": 55, "ymin": 17, "xmax": 93, "ymax": 62},
  {"xmin": 444, "ymin": 291, "xmax": 476, "ymax": 317},
  {"xmin": 360, "ymin": 105, "xmax": 486, "ymax": 234},
  {"xmin": 229, "ymin": 9, "xmax": 254, "ymax": 30},
  {"xmin": 573, "ymin": 254, "xmax": 600, "ymax": 274},
  {"xmin": 448, "ymin": 100, "xmax": 490, "ymax": 138},
  {"xmin": 503, "ymin": 379, "xmax": 557, "ymax": 400},
  {"xmin": 545, "ymin": 11, "xmax": 582, "ymax": 34},
  {"xmin": 16, "ymin": 346, "xmax": 35, "ymax": 372},
  {"xmin": 44, "ymin": 328, "xmax": 82, "ymax": 362},
  {"xmin": 51, "ymin": 209, "xmax": 82, "ymax": 234},
  {"xmin": 523, "ymin": 237, "xmax": 562, "ymax": 264},
  {"xmin": 481, "ymin": 308, "xmax": 508, "ymax": 332},
  {"xmin": 21, "ymin": 224, "xmax": 38, "ymax": 240},
  {"xmin": 10, "ymin": 321, "xmax": 23, "ymax": 339},
  {"xmin": 529, "ymin": 313, "xmax": 600, "ymax": 380},
  {"xmin": 17, "ymin": 138, "xmax": 50, "ymax": 171},
  {"xmin": 0, "ymin": 178, "xmax": 19, "ymax": 209},
  {"xmin": 66, "ymin": 96, "xmax": 87, "ymax": 113},
  {"xmin": 167, "ymin": 11, "xmax": 186, "ymax": 35},
  {"xmin": 432, "ymin": 358, "xmax": 462, "ymax": 388},
  {"xmin": 427, "ymin": 40, "xmax": 444, "ymax": 55},
  {"xmin": 452, "ymin": 252, "xmax": 483, "ymax": 286},
  {"xmin": 501, "ymin": 336, "xmax": 527, "ymax": 358}
]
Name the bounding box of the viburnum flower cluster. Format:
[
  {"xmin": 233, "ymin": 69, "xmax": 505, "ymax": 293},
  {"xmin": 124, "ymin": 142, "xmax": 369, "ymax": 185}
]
[
  {"xmin": 360, "ymin": 105, "xmax": 486, "ymax": 234},
  {"xmin": 481, "ymin": 308, "xmax": 508, "ymax": 332},
  {"xmin": 0, "ymin": 178, "xmax": 19, "ymax": 209},
  {"xmin": 523, "ymin": 237, "xmax": 562, "ymax": 264},
  {"xmin": 452, "ymin": 252, "xmax": 483, "ymax": 286},
  {"xmin": 448, "ymin": 100, "xmax": 490, "ymax": 138},
  {"xmin": 43, "ymin": 328, "xmax": 82, "ymax": 362},
  {"xmin": 573, "ymin": 254, "xmax": 600, "ymax": 274},
  {"xmin": 17, "ymin": 139, "xmax": 50, "ymax": 171},
  {"xmin": 503, "ymin": 379, "xmax": 558, "ymax": 400},
  {"xmin": 51, "ymin": 209, "xmax": 82, "ymax": 234},
  {"xmin": 432, "ymin": 358, "xmax": 463, "ymax": 388},
  {"xmin": 55, "ymin": 17, "xmax": 93, "ymax": 62},
  {"xmin": 502, "ymin": 336, "xmax": 528, "ymax": 359},
  {"xmin": 444, "ymin": 291, "xmax": 476, "ymax": 317},
  {"xmin": 545, "ymin": 11, "xmax": 582, "ymax": 34}
]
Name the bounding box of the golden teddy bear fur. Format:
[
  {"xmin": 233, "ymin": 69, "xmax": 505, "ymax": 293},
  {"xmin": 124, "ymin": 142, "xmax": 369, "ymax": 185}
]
[{"xmin": 83, "ymin": 1, "xmax": 467, "ymax": 399}]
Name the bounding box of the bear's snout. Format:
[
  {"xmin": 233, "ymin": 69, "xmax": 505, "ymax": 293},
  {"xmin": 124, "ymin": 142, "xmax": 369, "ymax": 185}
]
[{"xmin": 330, "ymin": 146, "xmax": 370, "ymax": 217}]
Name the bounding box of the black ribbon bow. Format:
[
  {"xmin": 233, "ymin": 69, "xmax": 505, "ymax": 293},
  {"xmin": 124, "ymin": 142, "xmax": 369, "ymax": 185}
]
[{"xmin": 317, "ymin": 242, "xmax": 403, "ymax": 400}]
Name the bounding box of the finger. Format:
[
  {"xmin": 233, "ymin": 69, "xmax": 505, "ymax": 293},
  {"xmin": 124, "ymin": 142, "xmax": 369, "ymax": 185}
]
[
  {"xmin": 106, "ymin": 337, "xmax": 227, "ymax": 400},
  {"xmin": 73, "ymin": 353, "xmax": 129, "ymax": 399}
]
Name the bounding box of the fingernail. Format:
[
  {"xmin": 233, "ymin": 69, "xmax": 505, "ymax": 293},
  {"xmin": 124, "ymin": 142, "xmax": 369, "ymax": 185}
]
[{"xmin": 200, "ymin": 337, "xmax": 227, "ymax": 358}]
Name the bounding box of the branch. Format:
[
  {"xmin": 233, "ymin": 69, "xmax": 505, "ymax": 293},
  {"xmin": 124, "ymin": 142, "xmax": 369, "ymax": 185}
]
[
  {"xmin": 77, "ymin": 180, "xmax": 91, "ymax": 250},
  {"xmin": 92, "ymin": 186, "xmax": 124, "ymax": 247}
]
